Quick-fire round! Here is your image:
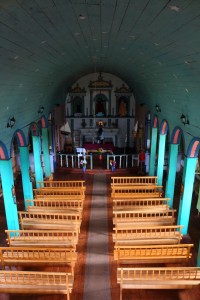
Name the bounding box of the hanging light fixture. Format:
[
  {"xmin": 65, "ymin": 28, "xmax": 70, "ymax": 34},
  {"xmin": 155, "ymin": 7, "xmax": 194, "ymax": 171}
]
[
  {"xmin": 155, "ymin": 104, "xmax": 161, "ymax": 113},
  {"xmin": 180, "ymin": 114, "xmax": 189, "ymax": 125},
  {"xmin": 7, "ymin": 116, "xmax": 16, "ymax": 128},
  {"xmin": 38, "ymin": 106, "xmax": 44, "ymax": 114}
]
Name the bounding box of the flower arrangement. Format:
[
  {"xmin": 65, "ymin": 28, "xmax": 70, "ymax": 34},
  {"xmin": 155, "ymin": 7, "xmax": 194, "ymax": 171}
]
[
  {"xmin": 80, "ymin": 159, "xmax": 87, "ymax": 168},
  {"xmin": 98, "ymin": 148, "xmax": 103, "ymax": 155}
]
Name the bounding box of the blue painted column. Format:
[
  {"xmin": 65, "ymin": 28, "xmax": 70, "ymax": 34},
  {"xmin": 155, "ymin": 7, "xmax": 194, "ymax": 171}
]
[
  {"xmin": 42, "ymin": 128, "xmax": 51, "ymax": 177},
  {"xmin": 177, "ymin": 157, "xmax": 196, "ymax": 235},
  {"xmin": 0, "ymin": 159, "xmax": 19, "ymax": 230},
  {"xmin": 156, "ymin": 134, "xmax": 166, "ymax": 186},
  {"xmin": 197, "ymin": 241, "xmax": 200, "ymax": 267},
  {"xmin": 32, "ymin": 135, "xmax": 43, "ymax": 188},
  {"xmin": 149, "ymin": 127, "xmax": 158, "ymax": 175},
  {"xmin": 165, "ymin": 144, "xmax": 179, "ymax": 208},
  {"xmin": 19, "ymin": 146, "xmax": 33, "ymax": 209}
]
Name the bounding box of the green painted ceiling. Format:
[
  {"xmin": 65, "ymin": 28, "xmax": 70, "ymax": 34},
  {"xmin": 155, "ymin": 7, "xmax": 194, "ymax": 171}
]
[{"xmin": 0, "ymin": 0, "xmax": 200, "ymax": 149}]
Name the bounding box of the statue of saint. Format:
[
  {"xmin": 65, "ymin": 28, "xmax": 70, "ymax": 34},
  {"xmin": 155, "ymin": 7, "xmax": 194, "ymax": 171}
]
[
  {"xmin": 96, "ymin": 98, "xmax": 105, "ymax": 115},
  {"xmin": 119, "ymin": 99, "xmax": 126, "ymax": 116}
]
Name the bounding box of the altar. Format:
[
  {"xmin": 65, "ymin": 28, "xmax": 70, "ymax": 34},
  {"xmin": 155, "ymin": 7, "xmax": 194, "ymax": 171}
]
[{"xmin": 80, "ymin": 128, "xmax": 119, "ymax": 147}]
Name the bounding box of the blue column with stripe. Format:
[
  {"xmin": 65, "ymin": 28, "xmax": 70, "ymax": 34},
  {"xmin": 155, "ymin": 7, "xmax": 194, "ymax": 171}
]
[
  {"xmin": 42, "ymin": 128, "xmax": 51, "ymax": 178},
  {"xmin": 165, "ymin": 127, "xmax": 182, "ymax": 208},
  {"xmin": 177, "ymin": 138, "xmax": 200, "ymax": 235},
  {"xmin": 32, "ymin": 134, "xmax": 44, "ymax": 189},
  {"xmin": 149, "ymin": 116, "xmax": 158, "ymax": 176},
  {"xmin": 156, "ymin": 120, "xmax": 168, "ymax": 187},
  {"xmin": 0, "ymin": 159, "xmax": 19, "ymax": 230}
]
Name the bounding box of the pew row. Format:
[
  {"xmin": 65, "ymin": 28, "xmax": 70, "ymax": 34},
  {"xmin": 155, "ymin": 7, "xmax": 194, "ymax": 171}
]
[
  {"xmin": 38, "ymin": 180, "xmax": 85, "ymax": 189},
  {"xmin": 6, "ymin": 230, "xmax": 78, "ymax": 248},
  {"xmin": 111, "ymin": 186, "xmax": 163, "ymax": 198},
  {"xmin": 18, "ymin": 211, "xmax": 82, "ymax": 232},
  {"xmin": 33, "ymin": 188, "xmax": 85, "ymax": 199},
  {"xmin": 0, "ymin": 247, "xmax": 77, "ymax": 275},
  {"xmin": 113, "ymin": 210, "xmax": 176, "ymax": 227},
  {"xmin": 114, "ymin": 244, "xmax": 193, "ymax": 264},
  {"xmin": 26, "ymin": 199, "xmax": 83, "ymax": 213},
  {"xmin": 113, "ymin": 198, "xmax": 170, "ymax": 212},
  {"xmin": 111, "ymin": 176, "xmax": 158, "ymax": 186},
  {"xmin": 0, "ymin": 270, "xmax": 73, "ymax": 300},
  {"xmin": 117, "ymin": 267, "xmax": 200, "ymax": 300},
  {"xmin": 112, "ymin": 225, "xmax": 183, "ymax": 245}
]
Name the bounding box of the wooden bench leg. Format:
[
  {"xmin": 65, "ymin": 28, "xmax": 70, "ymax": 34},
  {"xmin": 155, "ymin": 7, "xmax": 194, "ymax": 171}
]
[{"xmin": 120, "ymin": 284, "xmax": 122, "ymax": 300}]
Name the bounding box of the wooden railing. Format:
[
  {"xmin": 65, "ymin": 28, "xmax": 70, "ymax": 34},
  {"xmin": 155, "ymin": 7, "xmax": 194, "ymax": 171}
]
[{"xmin": 111, "ymin": 176, "xmax": 158, "ymax": 186}]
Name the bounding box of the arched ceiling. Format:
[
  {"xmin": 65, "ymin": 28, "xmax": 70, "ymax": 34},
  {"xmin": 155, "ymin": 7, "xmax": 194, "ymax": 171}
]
[{"xmin": 0, "ymin": 0, "xmax": 200, "ymax": 148}]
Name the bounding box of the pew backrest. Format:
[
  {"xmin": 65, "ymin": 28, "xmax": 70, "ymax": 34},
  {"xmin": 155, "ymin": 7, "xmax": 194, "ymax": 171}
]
[
  {"xmin": 113, "ymin": 209, "xmax": 176, "ymax": 226},
  {"xmin": 113, "ymin": 198, "xmax": 170, "ymax": 211},
  {"xmin": 0, "ymin": 246, "xmax": 77, "ymax": 275},
  {"xmin": 0, "ymin": 270, "xmax": 73, "ymax": 299},
  {"xmin": 111, "ymin": 176, "xmax": 158, "ymax": 186},
  {"xmin": 117, "ymin": 267, "xmax": 200, "ymax": 300},
  {"xmin": 113, "ymin": 225, "xmax": 183, "ymax": 245},
  {"xmin": 114, "ymin": 244, "xmax": 193, "ymax": 264},
  {"xmin": 26, "ymin": 199, "xmax": 83, "ymax": 212},
  {"xmin": 33, "ymin": 188, "xmax": 85, "ymax": 198},
  {"xmin": 5, "ymin": 230, "xmax": 78, "ymax": 248},
  {"xmin": 111, "ymin": 186, "xmax": 163, "ymax": 198},
  {"xmin": 38, "ymin": 180, "xmax": 85, "ymax": 188}
]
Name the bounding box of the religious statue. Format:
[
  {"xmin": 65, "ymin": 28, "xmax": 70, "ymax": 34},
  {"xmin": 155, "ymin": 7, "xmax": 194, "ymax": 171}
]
[
  {"xmin": 119, "ymin": 99, "xmax": 126, "ymax": 116},
  {"xmin": 96, "ymin": 98, "xmax": 105, "ymax": 115}
]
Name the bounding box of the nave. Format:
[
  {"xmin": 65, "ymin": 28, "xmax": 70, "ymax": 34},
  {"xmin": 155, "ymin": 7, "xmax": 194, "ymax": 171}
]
[{"xmin": 0, "ymin": 167, "xmax": 199, "ymax": 300}]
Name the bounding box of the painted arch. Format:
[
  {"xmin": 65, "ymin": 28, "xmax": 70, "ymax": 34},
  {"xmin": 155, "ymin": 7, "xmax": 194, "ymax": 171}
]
[
  {"xmin": 187, "ymin": 138, "xmax": 200, "ymax": 158},
  {"xmin": 171, "ymin": 126, "xmax": 183, "ymax": 145},
  {"xmin": 159, "ymin": 119, "xmax": 168, "ymax": 135},
  {"xmin": 14, "ymin": 130, "xmax": 27, "ymax": 147},
  {"xmin": 152, "ymin": 115, "xmax": 158, "ymax": 128},
  {"xmin": 0, "ymin": 141, "xmax": 9, "ymax": 160}
]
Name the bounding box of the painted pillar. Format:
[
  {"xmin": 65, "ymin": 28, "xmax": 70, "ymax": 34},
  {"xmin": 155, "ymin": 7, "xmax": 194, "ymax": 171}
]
[
  {"xmin": 149, "ymin": 127, "xmax": 158, "ymax": 176},
  {"xmin": 19, "ymin": 146, "xmax": 33, "ymax": 209},
  {"xmin": 165, "ymin": 144, "xmax": 179, "ymax": 208},
  {"xmin": 42, "ymin": 128, "xmax": 51, "ymax": 177},
  {"xmin": 0, "ymin": 159, "xmax": 19, "ymax": 230},
  {"xmin": 156, "ymin": 134, "xmax": 166, "ymax": 186},
  {"xmin": 32, "ymin": 135, "xmax": 43, "ymax": 188},
  {"xmin": 177, "ymin": 157, "xmax": 196, "ymax": 235},
  {"xmin": 197, "ymin": 241, "xmax": 200, "ymax": 267}
]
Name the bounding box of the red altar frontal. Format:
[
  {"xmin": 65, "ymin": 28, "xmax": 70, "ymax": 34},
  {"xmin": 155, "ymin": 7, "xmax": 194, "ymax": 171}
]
[{"xmin": 83, "ymin": 142, "xmax": 115, "ymax": 154}]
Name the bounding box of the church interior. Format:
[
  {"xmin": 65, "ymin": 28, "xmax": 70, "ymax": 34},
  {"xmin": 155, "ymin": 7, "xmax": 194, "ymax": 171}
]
[{"xmin": 0, "ymin": 1, "xmax": 200, "ymax": 299}]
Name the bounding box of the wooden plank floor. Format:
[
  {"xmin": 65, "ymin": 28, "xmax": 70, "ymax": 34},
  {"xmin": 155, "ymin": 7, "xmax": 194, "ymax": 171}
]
[{"xmin": 0, "ymin": 166, "xmax": 199, "ymax": 300}]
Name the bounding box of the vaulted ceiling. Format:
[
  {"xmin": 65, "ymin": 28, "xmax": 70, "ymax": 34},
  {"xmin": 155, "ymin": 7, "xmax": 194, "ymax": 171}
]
[{"xmin": 0, "ymin": 0, "xmax": 200, "ymax": 149}]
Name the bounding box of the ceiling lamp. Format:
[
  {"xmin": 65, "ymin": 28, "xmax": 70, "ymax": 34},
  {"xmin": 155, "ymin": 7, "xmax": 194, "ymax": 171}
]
[
  {"xmin": 155, "ymin": 104, "xmax": 161, "ymax": 113},
  {"xmin": 38, "ymin": 106, "xmax": 44, "ymax": 114},
  {"xmin": 7, "ymin": 116, "xmax": 16, "ymax": 128},
  {"xmin": 180, "ymin": 114, "xmax": 189, "ymax": 125}
]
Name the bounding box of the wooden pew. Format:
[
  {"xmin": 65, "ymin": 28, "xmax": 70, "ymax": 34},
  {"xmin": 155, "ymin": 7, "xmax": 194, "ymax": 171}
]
[
  {"xmin": 0, "ymin": 246, "xmax": 77, "ymax": 275},
  {"xmin": 113, "ymin": 225, "xmax": 183, "ymax": 245},
  {"xmin": 111, "ymin": 186, "xmax": 163, "ymax": 198},
  {"xmin": 33, "ymin": 188, "xmax": 85, "ymax": 199},
  {"xmin": 0, "ymin": 270, "xmax": 73, "ymax": 300},
  {"xmin": 26, "ymin": 199, "xmax": 83, "ymax": 213},
  {"xmin": 117, "ymin": 267, "xmax": 200, "ymax": 300},
  {"xmin": 114, "ymin": 244, "xmax": 193, "ymax": 264},
  {"xmin": 38, "ymin": 180, "xmax": 85, "ymax": 189},
  {"xmin": 113, "ymin": 210, "xmax": 176, "ymax": 227},
  {"xmin": 113, "ymin": 198, "xmax": 170, "ymax": 212},
  {"xmin": 6, "ymin": 230, "xmax": 78, "ymax": 249},
  {"xmin": 18, "ymin": 211, "xmax": 82, "ymax": 232},
  {"xmin": 111, "ymin": 176, "xmax": 158, "ymax": 187}
]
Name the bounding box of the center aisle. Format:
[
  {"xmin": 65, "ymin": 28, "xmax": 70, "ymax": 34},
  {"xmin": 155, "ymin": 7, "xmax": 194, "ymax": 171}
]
[{"xmin": 83, "ymin": 174, "xmax": 111, "ymax": 300}]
